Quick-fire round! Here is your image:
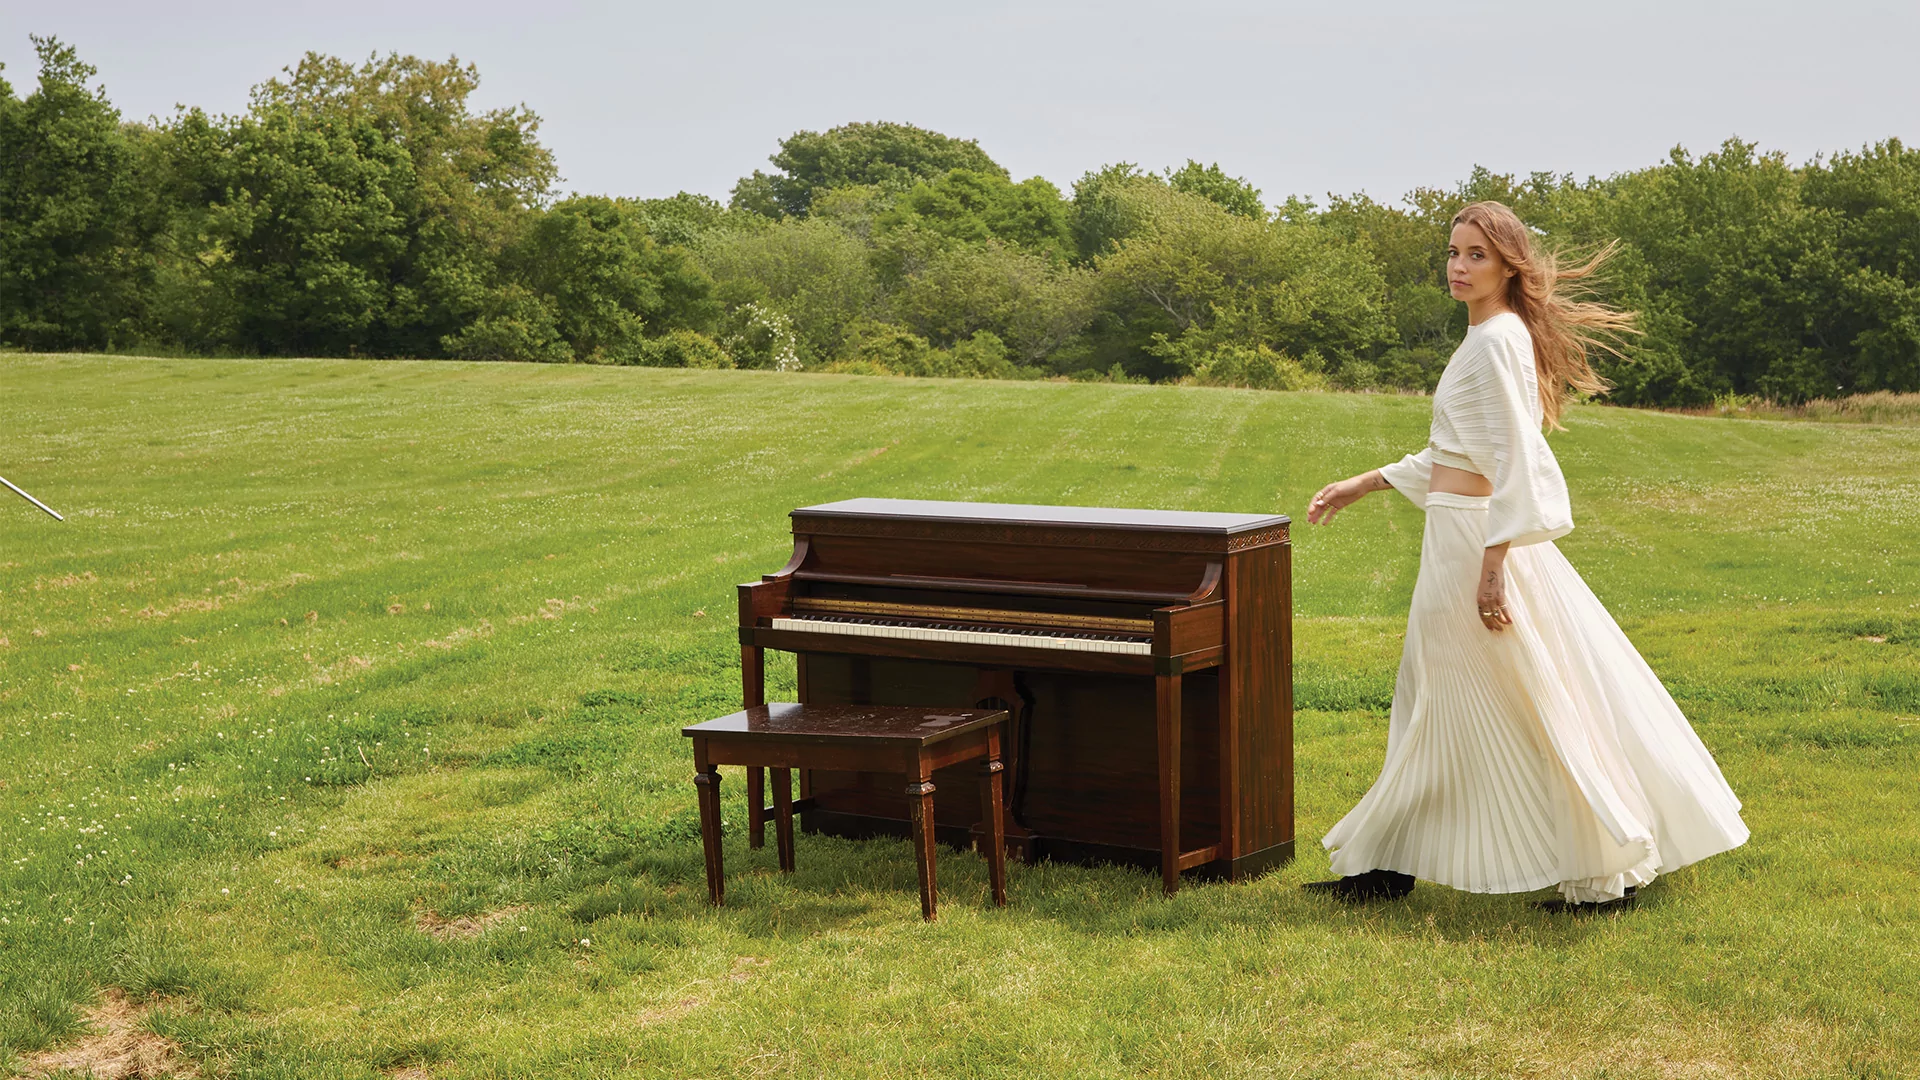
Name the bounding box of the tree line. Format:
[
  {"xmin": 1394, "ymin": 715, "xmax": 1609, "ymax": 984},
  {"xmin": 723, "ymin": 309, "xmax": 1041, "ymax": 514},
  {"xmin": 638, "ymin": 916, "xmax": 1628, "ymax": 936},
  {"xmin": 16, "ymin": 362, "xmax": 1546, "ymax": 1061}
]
[{"xmin": 4, "ymin": 38, "xmax": 1916, "ymax": 405}]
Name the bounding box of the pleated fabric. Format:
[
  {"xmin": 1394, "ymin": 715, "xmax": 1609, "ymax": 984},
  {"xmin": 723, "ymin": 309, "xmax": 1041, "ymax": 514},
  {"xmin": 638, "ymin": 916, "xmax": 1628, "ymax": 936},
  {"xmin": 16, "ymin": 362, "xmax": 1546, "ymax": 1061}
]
[{"xmin": 1322, "ymin": 493, "xmax": 1750, "ymax": 902}]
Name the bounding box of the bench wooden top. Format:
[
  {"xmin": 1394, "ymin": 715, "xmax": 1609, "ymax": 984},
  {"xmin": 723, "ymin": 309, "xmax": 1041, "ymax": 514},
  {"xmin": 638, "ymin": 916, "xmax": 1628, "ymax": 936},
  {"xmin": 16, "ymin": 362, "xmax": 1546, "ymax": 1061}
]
[{"xmin": 683, "ymin": 703, "xmax": 1008, "ymax": 747}]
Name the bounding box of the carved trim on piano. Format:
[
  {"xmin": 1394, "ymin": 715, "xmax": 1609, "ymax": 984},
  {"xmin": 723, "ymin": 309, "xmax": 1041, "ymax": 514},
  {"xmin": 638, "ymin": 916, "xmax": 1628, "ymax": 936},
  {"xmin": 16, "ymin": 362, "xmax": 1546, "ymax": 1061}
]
[
  {"xmin": 1225, "ymin": 525, "xmax": 1291, "ymax": 552},
  {"xmin": 768, "ymin": 538, "xmax": 812, "ymax": 579},
  {"xmin": 1187, "ymin": 561, "xmax": 1224, "ymax": 601},
  {"xmin": 794, "ymin": 517, "xmax": 1287, "ymax": 553}
]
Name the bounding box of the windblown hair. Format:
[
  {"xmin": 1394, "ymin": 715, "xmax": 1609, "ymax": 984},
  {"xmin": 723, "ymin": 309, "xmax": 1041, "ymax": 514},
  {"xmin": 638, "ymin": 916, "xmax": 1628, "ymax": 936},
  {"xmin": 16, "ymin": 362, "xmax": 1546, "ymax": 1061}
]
[{"xmin": 1452, "ymin": 201, "xmax": 1638, "ymax": 429}]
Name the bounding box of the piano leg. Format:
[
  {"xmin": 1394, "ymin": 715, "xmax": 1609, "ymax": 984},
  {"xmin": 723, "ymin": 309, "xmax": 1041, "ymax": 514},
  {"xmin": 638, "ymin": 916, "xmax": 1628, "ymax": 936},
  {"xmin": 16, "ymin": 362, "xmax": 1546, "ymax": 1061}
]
[
  {"xmin": 1157, "ymin": 672, "xmax": 1183, "ymax": 895},
  {"xmin": 692, "ymin": 748, "xmax": 725, "ymax": 906},
  {"xmin": 970, "ymin": 668, "xmax": 1037, "ymax": 862},
  {"xmin": 907, "ymin": 769, "xmax": 940, "ymax": 921},
  {"xmin": 980, "ymin": 726, "xmax": 1008, "ymax": 907},
  {"xmin": 772, "ymin": 767, "xmax": 796, "ymax": 873},
  {"xmin": 1218, "ymin": 665, "xmax": 1239, "ymax": 878}
]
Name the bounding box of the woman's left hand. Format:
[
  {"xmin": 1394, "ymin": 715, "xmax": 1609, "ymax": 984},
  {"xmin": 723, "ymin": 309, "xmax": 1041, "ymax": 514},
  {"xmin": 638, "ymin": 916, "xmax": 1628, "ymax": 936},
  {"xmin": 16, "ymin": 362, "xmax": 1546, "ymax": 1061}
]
[{"xmin": 1478, "ymin": 546, "xmax": 1513, "ymax": 632}]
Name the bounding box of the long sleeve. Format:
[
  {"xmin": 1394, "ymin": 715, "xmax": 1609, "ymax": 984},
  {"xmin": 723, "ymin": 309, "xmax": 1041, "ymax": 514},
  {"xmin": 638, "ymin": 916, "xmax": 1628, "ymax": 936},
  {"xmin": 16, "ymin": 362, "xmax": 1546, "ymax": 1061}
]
[
  {"xmin": 1378, "ymin": 447, "xmax": 1433, "ymax": 510},
  {"xmin": 1455, "ymin": 332, "xmax": 1573, "ymax": 548}
]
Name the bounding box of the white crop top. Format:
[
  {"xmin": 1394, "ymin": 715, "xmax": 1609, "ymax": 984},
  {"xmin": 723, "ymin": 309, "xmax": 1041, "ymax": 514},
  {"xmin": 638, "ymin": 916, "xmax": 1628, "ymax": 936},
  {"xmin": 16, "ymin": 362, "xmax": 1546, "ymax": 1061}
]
[{"xmin": 1377, "ymin": 312, "xmax": 1574, "ymax": 548}]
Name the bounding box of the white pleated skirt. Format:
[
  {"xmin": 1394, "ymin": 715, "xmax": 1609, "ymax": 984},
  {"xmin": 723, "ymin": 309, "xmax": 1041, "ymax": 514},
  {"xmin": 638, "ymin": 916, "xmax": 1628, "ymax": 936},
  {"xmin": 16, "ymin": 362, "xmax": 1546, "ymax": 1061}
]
[{"xmin": 1322, "ymin": 493, "xmax": 1750, "ymax": 902}]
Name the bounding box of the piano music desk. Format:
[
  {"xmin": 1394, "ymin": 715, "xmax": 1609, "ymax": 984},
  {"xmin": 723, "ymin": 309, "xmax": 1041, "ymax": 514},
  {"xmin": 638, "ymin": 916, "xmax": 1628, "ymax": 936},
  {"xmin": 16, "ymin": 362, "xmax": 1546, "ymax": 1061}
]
[{"xmin": 683, "ymin": 703, "xmax": 1010, "ymax": 921}]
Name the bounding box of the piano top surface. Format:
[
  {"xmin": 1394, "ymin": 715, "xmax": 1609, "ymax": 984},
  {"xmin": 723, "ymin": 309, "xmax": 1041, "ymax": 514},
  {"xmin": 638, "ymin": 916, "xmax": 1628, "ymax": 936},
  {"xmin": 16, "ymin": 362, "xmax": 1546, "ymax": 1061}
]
[{"xmin": 794, "ymin": 498, "xmax": 1290, "ymax": 535}]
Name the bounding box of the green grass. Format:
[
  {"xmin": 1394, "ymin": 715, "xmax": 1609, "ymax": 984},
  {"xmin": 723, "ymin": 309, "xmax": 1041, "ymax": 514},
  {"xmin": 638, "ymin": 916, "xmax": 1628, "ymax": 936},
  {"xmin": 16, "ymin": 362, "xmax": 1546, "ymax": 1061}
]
[{"xmin": 1, "ymin": 355, "xmax": 1916, "ymax": 1079}]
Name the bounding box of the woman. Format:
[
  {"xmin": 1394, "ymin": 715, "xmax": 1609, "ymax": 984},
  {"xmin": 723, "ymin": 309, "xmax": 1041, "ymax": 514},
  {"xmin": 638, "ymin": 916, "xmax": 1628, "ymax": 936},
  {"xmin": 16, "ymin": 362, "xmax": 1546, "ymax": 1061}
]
[{"xmin": 1303, "ymin": 202, "xmax": 1748, "ymax": 912}]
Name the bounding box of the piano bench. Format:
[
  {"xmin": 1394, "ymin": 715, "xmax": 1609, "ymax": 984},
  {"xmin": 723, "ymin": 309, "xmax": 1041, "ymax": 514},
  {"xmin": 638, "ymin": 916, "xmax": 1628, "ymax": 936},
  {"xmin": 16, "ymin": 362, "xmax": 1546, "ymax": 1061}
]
[{"xmin": 682, "ymin": 703, "xmax": 1011, "ymax": 921}]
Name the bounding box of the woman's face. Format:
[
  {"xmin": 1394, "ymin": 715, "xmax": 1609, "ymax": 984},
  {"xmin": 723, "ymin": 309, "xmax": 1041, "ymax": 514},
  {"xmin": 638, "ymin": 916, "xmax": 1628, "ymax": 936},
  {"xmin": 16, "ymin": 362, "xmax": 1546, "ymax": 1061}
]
[{"xmin": 1447, "ymin": 221, "xmax": 1515, "ymax": 307}]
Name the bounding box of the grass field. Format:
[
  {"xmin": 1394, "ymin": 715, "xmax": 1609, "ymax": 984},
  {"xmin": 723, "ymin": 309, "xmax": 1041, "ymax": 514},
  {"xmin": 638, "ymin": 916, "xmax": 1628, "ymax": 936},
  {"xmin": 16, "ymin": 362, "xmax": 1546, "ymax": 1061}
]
[{"xmin": 1, "ymin": 355, "xmax": 1916, "ymax": 1079}]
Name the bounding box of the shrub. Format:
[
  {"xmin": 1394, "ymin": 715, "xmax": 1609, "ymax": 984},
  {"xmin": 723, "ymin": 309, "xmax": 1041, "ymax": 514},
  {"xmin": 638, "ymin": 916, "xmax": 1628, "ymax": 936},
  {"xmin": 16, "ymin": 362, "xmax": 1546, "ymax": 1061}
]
[
  {"xmin": 633, "ymin": 329, "xmax": 732, "ymax": 369},
  {"xmin": 928, "ymin": 330, "xmax": 1016, "ymax": 379},
  {"xmin": 697, "ymin": 218, "xmax": 880, "ymax": 364},
  {"xmin": 441, "ymin": 286, "xmax": 572, "ymax": 363},
  {"xmin": 1158, "ymin": 339, "xmax": 1326, "ymax": 391},
  {"xmin": 824, "ymin": 325, "xmax": 1017, "ymax": 380},
  {"xmin": 720, "ymin": 301, "xmax": 801, "ymax": 371},
  {"xmin": 1377, "ymin": 346, "xmax": 1447, "ymax": 393},
  {"xmin": 839, "ymin": 321, "xmax": 934, "ymax": 374},
  {"xmin": 818, "ymin": 359, "xmax": 895, "ymax": 377}
]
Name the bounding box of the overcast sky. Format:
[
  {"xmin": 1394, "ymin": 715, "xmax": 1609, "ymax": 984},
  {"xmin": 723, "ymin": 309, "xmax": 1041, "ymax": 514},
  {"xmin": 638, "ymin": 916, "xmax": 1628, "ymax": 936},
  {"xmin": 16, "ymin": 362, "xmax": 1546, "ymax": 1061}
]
[{"xmin": 4, "ymin": 1, "xmax": 1915, "ymax": 208}]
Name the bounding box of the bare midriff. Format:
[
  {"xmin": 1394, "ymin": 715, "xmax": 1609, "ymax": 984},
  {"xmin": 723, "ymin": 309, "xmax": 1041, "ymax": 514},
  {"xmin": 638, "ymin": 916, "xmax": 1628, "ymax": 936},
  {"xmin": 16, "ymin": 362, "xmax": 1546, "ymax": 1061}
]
[{"xmin": 1431, "ymin": 463, "xmax": 1493, "ymax": 496}]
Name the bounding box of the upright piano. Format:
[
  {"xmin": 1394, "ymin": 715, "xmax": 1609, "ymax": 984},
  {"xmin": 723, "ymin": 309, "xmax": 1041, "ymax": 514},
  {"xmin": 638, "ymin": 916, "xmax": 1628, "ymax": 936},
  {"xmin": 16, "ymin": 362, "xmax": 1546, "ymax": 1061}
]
[{"xmin": 737, "ymin": 498, "xmax": 1294, "ymax": 893}]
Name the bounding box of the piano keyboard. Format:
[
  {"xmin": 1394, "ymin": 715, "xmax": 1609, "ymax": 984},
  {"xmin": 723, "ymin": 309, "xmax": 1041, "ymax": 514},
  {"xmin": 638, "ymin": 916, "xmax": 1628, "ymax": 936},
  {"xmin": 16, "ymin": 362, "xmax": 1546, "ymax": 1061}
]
[{"xmin": 771, "ymin": 615, "xmax": 1153, "ymax": 655}]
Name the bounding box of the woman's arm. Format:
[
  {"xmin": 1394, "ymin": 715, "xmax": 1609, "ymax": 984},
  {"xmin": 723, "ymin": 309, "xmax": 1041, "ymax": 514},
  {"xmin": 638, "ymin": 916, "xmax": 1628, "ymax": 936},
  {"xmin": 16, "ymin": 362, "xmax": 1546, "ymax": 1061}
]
[
  {"xmin": 1307, "ymin": 469, "xmax": 1392, "ymax": 525},
  {"xmin": 1312, "ymin": 447, "xmax": 1435, "ymax": 525}
]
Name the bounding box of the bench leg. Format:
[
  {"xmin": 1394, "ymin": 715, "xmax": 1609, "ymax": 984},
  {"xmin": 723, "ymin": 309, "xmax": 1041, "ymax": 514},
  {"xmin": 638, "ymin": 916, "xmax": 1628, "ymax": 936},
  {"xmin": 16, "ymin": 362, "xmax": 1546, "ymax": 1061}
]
[
  {"xmin": 692, "ymin": 757, "xmax": 724, "ymax": 906},
  {"xmin": 906, "ymin": 771, "xmax": 939, "ymax": 921},
  {"xmin": 747, "ymin": 766, "xmax": 765, "ymax": 849},
  {"xmin": 980, "ymin": 737, "xmax": 1008, "ymax": 907},
  {"xmin": 773, "ymin": 767, "xmax": 796, "ymax": 873}
]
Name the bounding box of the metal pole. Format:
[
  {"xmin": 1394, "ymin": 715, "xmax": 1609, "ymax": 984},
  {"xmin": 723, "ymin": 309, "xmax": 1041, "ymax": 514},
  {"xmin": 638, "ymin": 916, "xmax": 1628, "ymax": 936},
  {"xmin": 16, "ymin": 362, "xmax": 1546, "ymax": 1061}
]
[{"xmin": 0, "ymin": 475, "xmax": 63, "ymax": 521}]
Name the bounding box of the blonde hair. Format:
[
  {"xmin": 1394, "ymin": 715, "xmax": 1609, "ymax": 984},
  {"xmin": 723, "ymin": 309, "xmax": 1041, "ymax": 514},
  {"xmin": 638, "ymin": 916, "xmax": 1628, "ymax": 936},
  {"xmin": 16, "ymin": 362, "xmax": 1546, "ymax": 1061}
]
[{"xmin": 1452, "ymin": 201, "xmax": 1638, "ymax": 429}]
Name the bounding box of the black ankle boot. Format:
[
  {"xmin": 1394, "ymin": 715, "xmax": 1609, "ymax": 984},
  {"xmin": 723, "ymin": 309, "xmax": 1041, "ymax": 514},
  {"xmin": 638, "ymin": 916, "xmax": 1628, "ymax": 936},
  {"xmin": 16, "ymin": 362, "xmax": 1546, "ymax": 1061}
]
[
  {"xmin": 1535, "ymin": 885, "xmax": 1638, "ymax": 914},
  {"xmin": 1303, "ymin": 868, "xmax": 1415, "ymax": 901}
]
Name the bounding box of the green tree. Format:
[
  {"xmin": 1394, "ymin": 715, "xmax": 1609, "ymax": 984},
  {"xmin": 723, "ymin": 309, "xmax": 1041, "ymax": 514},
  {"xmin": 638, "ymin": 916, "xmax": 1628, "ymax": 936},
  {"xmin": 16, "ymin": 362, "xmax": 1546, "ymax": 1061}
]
[
  {"xmin": 729, "ymin": 121, "xmax": 1005, "ymax": 219},
  {"xmin": 511, "ymin": 196, "xmax": 718, "ymax": 363},
  {"xmin": 697, "ymin": 216, "xmax": 880, "ymax": 365},
  {"xmin": 1165, "ymin": 160, "xmax": 1264, "ymax": 219},
  {"xmin": 808, "ymin": 184, "xmax": 891, "ymax": 242},
  {"xmin": 889, "ymin": 242, "xmax": 1094, "ymax": 367},
  {"xmin": 876, "ymin": 169, "xmax": 1073, "ymax": 267},
  {"xmin": 440, "ymin": 284, "xmax": 570, "ymax": 362},
  {"xmin": 1800, "ymin": 139, "xmax": 1920, "ymax": 395},
  {"xmin": 1093, "ymin": 183, "xmax": 1393, "ymax": 381},
  {"xmin": 1316, "ymin": 192, "xmax": 1459, "ymax": 386},
  {"xmin": 124, "ymin": 50, "xmax": 558, "ymax": 358},
  {"xmin": 204, "ymin": 103, "xmax": 416, "ymax": 355},
  {"xmin": 0, "ymin": 37, "xmax": 144, "ymax": 350},
  {"xmin": 631, "ymin": 192, "xmax": 733, "ymax": 248},
  {"xmin": 1559, "ymin": 140, "xmax": 1824, "ymax": 401},
  {"xmin": 1070, "ymin": 163, "xmax": 1161, "ymax": 261},
  {"xmin": 1318, "ymin": 192, "xmax": 1446, "ymax": 293},
  {"xmin": 245, "ymin": 52, "xmax": 556, "ymax": 356}
]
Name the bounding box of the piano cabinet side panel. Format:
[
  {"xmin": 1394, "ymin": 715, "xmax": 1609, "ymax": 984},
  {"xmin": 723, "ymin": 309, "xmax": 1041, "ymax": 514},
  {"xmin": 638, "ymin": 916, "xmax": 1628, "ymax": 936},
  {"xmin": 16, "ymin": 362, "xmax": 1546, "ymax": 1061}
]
[
  {"xmin": 797, "ymin": 652, "xmax": 1220, "ymax": 856},
  {"xmin": 1228, "ymin": 542, "xmax": 1295, "ymax": 860}
]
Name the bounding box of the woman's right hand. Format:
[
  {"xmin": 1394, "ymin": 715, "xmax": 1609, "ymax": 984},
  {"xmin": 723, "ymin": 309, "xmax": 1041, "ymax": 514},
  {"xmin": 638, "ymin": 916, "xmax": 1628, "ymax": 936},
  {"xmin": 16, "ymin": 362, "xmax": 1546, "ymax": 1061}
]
[{"xmin": 1307, "ymin": 471, "xmax": 1383, "ymax": 525}]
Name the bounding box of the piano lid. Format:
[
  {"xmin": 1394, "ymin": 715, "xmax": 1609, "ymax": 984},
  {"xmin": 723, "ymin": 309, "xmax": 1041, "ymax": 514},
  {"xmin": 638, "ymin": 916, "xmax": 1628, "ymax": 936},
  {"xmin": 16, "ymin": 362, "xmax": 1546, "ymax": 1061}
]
[{"xmin": 794, "ymin": 498, "xmax": 1289, "ymax": 536}]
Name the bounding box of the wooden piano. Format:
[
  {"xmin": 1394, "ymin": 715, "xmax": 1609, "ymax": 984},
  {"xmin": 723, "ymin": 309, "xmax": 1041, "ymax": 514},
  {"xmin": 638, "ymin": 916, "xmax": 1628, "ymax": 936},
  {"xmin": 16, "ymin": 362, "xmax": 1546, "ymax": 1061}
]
[{"xmin": 737, "ymin": 498, "xmax": 1293, "ymax": 893}]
